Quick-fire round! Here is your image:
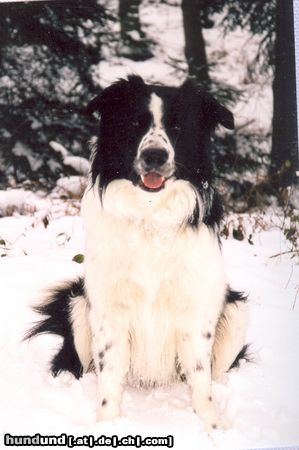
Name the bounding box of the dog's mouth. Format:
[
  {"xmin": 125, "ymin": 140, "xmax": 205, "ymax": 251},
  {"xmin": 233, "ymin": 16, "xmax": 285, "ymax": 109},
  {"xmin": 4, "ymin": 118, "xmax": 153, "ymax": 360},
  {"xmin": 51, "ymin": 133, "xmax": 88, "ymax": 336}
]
[{"xmin": 139, "ymin": 172, "xmax": 166, "ymax": 192}]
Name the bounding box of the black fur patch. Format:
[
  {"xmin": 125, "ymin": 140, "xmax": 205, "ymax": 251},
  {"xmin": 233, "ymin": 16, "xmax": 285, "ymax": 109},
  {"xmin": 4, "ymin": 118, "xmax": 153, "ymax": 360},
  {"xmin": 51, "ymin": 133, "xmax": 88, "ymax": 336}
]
[
  {"xmin": 204, "ymin": 191, "xmax": 223, "ymax": 229},
  {"xmin": 175, "ymin": 356, "xmax": 187, "ymax": 382},
  {"xmin": 203, "ymin": 332, "xmax": 212, "ymax": 339},
  {"xmin": 25, "ymin": 278, "xmax": 85, "ymax": 379},
  {"xmin": 89, "ymin": 76, "xmax": 151, "ymax": 190},
  {"xmin": 195, "ymin": 361, "xmax": 203, "ymax": 371},
  {"xmin": 229, "ymin": 344, "xmax": 251, "ymax": 370},
  {"xmin": 226, "ymin": 288, "xmax": 248, "ymax": 304},
  {"xmin": 180, "ymin": 373, "xmax": 187, "ymax": 382},
  {"xmin": 225, "ymin": 290, "xmax": 250, "ymax": 371},
  {"xmin": 188, "ymin": 197, "xmax": 200, "ymax": 228}
]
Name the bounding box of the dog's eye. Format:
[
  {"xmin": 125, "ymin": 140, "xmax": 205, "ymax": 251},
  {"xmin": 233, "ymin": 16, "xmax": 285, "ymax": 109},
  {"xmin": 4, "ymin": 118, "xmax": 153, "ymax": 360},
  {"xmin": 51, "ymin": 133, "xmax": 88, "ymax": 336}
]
[
  {"xmin": 172, "ymin": 125, "xmax": 181, "ymax": 132},
  {"xmin": 132, "ymin": 119, "xmax": 141, "ymax": 127},
  {"xmin": 170, "ymin": 123, "xmax": 181, "ymax": 132},
  {"xmin": 167, "ymin": 117, "xmax": 181, "ymax": 132},
  {"xmin": 131, "ymin": 112, "xmax": 151, "ymax": 129}
]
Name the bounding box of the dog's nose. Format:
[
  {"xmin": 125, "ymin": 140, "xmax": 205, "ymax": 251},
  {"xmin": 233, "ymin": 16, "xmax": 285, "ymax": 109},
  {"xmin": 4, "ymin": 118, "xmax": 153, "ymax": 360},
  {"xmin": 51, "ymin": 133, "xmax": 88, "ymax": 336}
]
[{"xmin": 142, "ymin": 148, "xmax": 168, "ymax": 169}]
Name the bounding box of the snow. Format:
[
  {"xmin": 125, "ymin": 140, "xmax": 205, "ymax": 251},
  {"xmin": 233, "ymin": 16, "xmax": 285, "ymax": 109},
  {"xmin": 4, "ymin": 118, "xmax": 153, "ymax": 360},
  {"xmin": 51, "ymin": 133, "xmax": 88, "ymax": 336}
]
[
  {"xmin": 56, "ymin": 176, "xmax": 87, "ymax": 198},
  {"xmin": 50, "ymin": 141, "xmax": 90, "ymax": 176},
  {"xmin": 0, "ymin": 189, "xmax": 49, "ymax": 218},
  {"xmin": 12, "ymin": 141, "xmax": 44, "ymax": 172},
  {"xmin": 1, "ymin": 1, "xmax": 298, "ymax": 448},
  {"xmin": 96, "ymin": 2, "xmax": 187, "ymax": 87},
  {"xmin": 0, "ymin": 191, "xmax": 298, "ymax": 449},
  {"xmin": 50, "ymin": 141, "xmax": 69, "ymax": 158},
  {"xmin": 62, "ymin": 158, "xmax": 90, "ymax": 176}
]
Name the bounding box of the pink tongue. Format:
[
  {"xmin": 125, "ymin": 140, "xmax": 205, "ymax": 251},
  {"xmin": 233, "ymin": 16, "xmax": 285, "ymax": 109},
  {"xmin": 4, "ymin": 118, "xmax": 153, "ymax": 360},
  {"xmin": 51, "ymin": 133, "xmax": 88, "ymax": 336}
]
[{"xmin": 142, "ymin": 173, "xmax": 165, "ymax": 189}]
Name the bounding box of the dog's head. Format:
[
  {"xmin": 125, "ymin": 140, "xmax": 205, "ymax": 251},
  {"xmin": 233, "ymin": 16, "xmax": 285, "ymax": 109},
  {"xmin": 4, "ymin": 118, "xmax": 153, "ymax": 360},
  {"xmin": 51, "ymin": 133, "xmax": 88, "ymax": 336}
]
[{"xmin": 87, "ymin": 75, "xmax": 234, "ymax": 194}]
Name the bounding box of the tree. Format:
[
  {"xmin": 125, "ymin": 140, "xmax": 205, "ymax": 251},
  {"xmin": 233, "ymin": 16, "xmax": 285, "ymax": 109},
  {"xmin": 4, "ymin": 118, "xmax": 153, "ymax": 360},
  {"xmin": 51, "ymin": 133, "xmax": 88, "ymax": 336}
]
[
  {"xmin": 181, "ymin": 0, "xmax": 210, "ymax": 85},
  {"xmin": 0, "ymin": 1, "xmax": 111, "ymax": 186},
  {"xmin": 221, "ymin": 0, "xmax": 298, "ymax": 190},
  {"xmin": 118, "ymin": 0, "xmax": 153, "ymax": 60},
  {"xmin": 271, "ymin": 0, "xmax": 298, "ymax": 189}
]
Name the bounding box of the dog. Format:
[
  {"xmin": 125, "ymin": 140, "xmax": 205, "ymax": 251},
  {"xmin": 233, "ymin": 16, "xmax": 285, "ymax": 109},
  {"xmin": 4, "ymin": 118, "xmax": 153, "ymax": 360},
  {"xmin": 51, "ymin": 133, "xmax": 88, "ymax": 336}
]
[{"xmin": 27, "ymin": 75, "xmax": 248, "ymax": 432}]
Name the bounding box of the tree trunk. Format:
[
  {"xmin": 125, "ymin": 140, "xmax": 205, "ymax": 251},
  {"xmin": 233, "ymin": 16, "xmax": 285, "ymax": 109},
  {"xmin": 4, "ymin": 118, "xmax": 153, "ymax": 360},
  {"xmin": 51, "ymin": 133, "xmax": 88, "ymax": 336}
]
[
  {"xmin": 181, "ymin": 0, "xmax": 210, "ymax": 86},
  {"xmin": 119, "ymin": 0, "xmax": 143, "ymax": 41},
  {"xmin": 118, "ymin": 0, "xmax": 153, "ymax": 61},
  {"xmin": 271, "ymin": 0, "xmax": 298, "ymax": 188}
]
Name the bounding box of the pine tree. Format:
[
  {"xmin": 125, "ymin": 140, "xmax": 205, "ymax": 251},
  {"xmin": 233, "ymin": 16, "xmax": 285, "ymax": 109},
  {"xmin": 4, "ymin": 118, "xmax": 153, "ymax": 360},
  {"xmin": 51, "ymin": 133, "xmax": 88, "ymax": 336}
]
[
  {"xmin": 220, "ymin": 0, "xmax": 298, "ymax": 189},
  {"xmin": 0, "ymin": 1, "xmax": 112, "ymax": 186}
]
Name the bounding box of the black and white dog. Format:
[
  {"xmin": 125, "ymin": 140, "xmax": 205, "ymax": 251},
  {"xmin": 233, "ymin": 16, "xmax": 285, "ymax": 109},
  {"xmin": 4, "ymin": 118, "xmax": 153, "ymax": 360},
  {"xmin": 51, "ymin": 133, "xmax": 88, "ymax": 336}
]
[{"xmin": 28, "ymin": 75, "xmax": 248, "ymax": 432}]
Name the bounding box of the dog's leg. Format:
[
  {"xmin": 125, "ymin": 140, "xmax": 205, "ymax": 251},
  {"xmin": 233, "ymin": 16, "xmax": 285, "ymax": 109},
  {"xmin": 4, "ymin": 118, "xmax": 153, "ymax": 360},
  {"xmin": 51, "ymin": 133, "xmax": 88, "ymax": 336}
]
[
  {"xmin": 177, "ymin": 313, "xmax": 225, "ymax": 433},
  {"xmin": 88, "ymin": 307, "xmax": 130, "ymax": 421},
  {"xmin": 70, "ymin": 295, "xmax": 93, "ymax": 372},
  {"xmin": 212, "ymin": 298, "xmax": 248, "ymax": 380}
]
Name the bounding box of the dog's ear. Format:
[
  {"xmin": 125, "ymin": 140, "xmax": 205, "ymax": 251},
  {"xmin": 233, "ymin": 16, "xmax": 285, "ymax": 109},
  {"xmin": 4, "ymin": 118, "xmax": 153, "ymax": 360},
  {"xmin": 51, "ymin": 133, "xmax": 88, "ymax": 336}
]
[
  {"xmin": 85, "ymin": 75, "xmax": 146, "ymax": 116},
  {"xmin": 202, "ymin": 92, "xmax": 234, "ymax": 130},
  {"xmin": 85, "ymin": 91, "xmax": 105, "ymax": 116},
  {"xmin": 180, "ymin": 81, "xmax": 234, "ymax": 130}
]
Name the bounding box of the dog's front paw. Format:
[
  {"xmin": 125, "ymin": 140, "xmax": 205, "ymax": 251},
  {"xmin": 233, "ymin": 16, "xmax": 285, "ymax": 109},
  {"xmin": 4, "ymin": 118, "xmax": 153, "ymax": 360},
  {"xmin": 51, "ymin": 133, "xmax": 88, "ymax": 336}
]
[
  {"xmin": 193, "ymin": 399, "xmax": 230, "ymax": 433},
  {"xmin": 96, "ymin": 398, "xmax": 120, "ymax": 422},
  {"xmin": 202, "ymin": 414, "xmax": 230, "ymax": 434}
]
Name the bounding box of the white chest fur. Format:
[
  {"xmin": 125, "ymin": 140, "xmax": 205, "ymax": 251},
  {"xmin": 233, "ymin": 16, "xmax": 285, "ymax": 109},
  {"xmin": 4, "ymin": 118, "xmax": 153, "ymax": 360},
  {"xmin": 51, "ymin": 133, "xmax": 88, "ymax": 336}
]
[{"xmin": 81, "ymin": 178, "xmax": 226, "ymax": 385}]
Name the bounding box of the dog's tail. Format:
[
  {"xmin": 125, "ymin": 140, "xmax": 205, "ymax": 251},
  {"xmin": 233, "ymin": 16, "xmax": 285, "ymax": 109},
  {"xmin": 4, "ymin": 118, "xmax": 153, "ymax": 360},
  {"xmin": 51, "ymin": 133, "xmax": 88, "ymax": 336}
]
[{"xmin": 25, "ymin": 277, "xmax": 92, "ymax": 379}]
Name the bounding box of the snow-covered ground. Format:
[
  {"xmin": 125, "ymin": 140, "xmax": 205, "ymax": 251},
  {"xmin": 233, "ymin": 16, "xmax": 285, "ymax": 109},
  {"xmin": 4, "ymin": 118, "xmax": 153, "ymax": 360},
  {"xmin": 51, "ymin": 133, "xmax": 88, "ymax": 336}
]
[
  {"xmin": 1, "ymin": 1, "xmax": 298, "ymax": 448},
  {"xmin": 0, "ymin": 191, "xmax": 298, "ymax": 449}
]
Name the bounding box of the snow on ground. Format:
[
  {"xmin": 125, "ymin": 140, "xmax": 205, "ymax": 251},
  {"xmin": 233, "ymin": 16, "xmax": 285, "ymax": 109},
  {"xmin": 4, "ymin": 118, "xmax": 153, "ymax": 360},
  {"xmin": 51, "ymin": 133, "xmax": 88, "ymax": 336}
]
[
  {"xmin": 0, "ymin": 191, "xmax": 298, "ymax": 450},
  {"xmin": 1, "ymin": 2, "xmax": 297, "ymax": 448}
]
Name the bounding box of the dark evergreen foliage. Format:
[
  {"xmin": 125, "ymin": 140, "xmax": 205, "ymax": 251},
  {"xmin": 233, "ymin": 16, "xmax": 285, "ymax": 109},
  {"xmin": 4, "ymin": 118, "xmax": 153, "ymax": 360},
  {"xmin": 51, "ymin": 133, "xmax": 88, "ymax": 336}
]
[
  {"xmin": 203, "ymin": 0, "xmax": 298, "ymax": 192},
  {"xmin": 1, "ymin": 0, "xmax": 296, "ymax": 200},
  {"xmin": 221, "ymin": 0, "xmax": 276, "ymax": 70},
  {"xmin": 0, "ymin": 1, "xmax": 113, "ymax": 187}
]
